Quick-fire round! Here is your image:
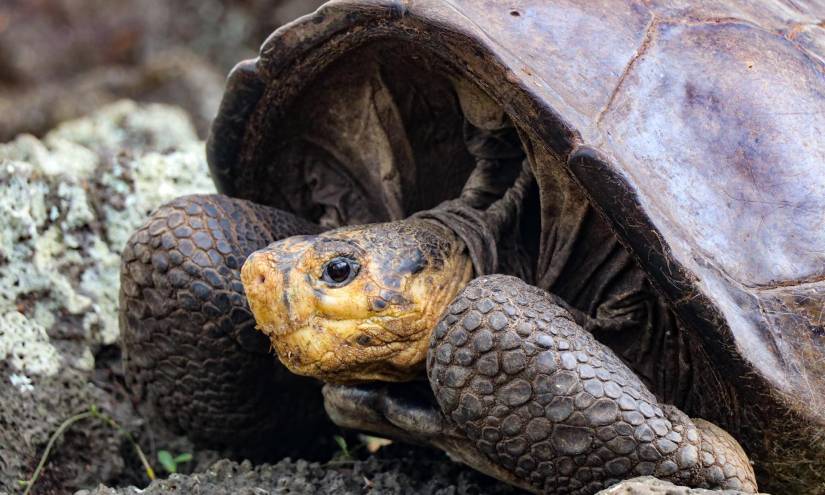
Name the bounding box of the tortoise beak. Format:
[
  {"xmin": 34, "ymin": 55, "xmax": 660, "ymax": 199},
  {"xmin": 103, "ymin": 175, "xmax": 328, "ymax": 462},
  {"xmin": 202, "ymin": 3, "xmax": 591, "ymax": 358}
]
[{"xmin": 241, "ymin": 250, "xmax": 292, "ymax": 338}]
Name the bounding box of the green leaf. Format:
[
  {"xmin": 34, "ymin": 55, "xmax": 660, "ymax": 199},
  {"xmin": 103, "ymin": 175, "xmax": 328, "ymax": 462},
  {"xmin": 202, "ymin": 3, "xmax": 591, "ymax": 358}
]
[
  {"xmin": 173, "ymin": 452, "xmax": 193, "ymax": 464},
  {"xmin": 333, "ymin": 435, "xmax": 349, "ymax": 457},
  {"xmin": 157, "ymin": 450, "xmax": 177, "ymax": 474}
]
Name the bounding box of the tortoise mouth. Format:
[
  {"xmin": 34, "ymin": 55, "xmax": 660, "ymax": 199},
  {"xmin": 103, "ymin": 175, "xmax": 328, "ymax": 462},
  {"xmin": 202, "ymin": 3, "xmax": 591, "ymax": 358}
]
[{"xmin": 272, "ymin": 322, "xmax": 429, "ymax": 383}]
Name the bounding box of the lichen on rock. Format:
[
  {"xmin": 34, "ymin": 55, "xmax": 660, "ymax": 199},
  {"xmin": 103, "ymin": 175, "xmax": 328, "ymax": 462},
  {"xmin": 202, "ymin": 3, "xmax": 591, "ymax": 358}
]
[
  {"xmin": 0, "ymin": 100, "xmax": 214, "ymax": 357},
  {"xmin": 0, "ymin": 311, "xmax": 61, "ymax": 378},
  {"xmin": 0, "ymin": 100, "xmax": 215, "ymax": 492}
]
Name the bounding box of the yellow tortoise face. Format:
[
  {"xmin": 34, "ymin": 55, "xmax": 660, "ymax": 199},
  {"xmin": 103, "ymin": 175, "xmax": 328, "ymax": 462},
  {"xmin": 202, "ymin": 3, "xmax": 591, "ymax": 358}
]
[{"xmin": 240, "ymin": 220, "xmax": 472, "ymax": 383}]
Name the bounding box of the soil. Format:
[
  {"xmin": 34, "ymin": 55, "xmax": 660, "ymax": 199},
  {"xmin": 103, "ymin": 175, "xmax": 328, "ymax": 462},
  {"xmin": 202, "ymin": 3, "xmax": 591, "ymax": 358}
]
[{"xmin": 5, "ymin": 342, "xmax": 516, "ymax": 495}]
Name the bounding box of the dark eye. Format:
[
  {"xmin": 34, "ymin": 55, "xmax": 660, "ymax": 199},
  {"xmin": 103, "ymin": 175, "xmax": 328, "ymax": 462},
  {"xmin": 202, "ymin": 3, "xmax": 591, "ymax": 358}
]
[{"xmin": 321, "ymin": 257, "xmax": 359, "ymax": 286}]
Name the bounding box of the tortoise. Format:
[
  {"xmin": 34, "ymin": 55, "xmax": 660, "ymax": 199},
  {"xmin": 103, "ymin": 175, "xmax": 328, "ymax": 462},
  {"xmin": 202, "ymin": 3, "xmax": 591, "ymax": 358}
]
[{"xmin": 118, "ymin": 0, "xmax": 825, "ymax": 493}]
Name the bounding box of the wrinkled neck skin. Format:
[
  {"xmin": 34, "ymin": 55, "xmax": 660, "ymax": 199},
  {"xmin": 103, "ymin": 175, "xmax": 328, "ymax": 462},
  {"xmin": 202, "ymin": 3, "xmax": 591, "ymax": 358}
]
[{"xmin": 241, "ymin": 219, "xmax": 474, "ymax": 383}]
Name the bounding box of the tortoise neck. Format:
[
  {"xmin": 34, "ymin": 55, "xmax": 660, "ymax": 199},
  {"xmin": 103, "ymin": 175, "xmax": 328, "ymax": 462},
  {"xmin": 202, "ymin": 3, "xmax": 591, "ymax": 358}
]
[
  {"xmin": 411, "ymin": 161, "xmax": 534, "ymax": 281},
  {"xmin": 412, "ymin": 203, "xmax": 499, "ymax": 277}
]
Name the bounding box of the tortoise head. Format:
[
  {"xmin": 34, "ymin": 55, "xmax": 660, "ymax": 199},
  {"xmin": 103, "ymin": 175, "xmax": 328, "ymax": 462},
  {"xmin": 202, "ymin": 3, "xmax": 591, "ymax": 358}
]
[{"xmin": 240, "ymin": 219, "xmax": 473, "ymax": 383}]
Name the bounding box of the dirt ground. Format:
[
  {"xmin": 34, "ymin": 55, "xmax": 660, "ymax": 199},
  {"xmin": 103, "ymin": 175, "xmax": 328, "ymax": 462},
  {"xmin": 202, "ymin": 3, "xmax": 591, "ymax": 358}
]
[{"xmin": 1, "ymin": 334, "xmax": 516, "ymax": 494}]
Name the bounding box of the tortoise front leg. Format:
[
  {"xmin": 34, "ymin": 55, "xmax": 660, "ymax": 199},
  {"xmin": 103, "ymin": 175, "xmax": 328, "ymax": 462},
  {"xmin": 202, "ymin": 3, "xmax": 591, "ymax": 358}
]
[
  {"xmin": 120, "ymin": 194, "xmax": 331, "ymax": 454},
  {"xmin": 427, "ymin": 275, "xmax": 757, "ymax": 494}
]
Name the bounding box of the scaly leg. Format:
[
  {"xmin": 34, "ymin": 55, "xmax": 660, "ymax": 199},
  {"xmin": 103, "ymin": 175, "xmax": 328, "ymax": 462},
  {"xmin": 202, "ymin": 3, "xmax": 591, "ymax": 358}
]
[
  {"xmin": 427, "ymin": 275, "xmax": 756, "ymax": 494},
  {"xmin": 120, "ymin": 194, "xmax": 330, "ymax": 454}
]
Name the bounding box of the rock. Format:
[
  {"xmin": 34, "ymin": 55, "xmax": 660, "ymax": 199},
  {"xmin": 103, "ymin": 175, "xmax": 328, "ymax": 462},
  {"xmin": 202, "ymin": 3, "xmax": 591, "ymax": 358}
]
[
  {"xmin": 0, "ymin": 100, "xmax": 213, "ymax": 350},
  {"xmin": 596, "ymin": 476, "xmax": 767, "ymax": 494},
  {"xmin": 1, "ymin": 368, "xmax": 124, "ymax": 494},
  {"xmin": 0, "ymin": 100, "xmax": 214, "ymax": 493}
]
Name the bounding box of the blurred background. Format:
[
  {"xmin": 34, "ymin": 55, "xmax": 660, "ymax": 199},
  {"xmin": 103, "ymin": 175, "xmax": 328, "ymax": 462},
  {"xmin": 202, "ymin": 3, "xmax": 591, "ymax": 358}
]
[{"xmin": 0, "ymin": 0, "xmax": 325, "ymax": 141}]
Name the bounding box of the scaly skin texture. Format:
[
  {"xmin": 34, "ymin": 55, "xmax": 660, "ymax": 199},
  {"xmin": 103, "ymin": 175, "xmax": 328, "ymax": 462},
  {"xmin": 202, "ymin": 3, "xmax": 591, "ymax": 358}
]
[
  {"xmin": 241, "ymin": 220, "xmax": 473, "ymax": 382},
  {"xmin": 120, "ymin": 194, "xmax": 332, "ymax": 453},
  {"xmin": 240, "ymin": 217, "xmax": 757, "ymax": 493},
  {"xmin": 428, "ymin": 275, "xmax": 756, "ymax": 493}
]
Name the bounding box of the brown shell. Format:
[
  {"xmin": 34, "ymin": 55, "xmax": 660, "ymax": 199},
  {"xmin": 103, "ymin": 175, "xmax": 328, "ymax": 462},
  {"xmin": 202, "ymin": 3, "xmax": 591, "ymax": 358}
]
[{"xmin": 206, "ymin": 0, "xmax": 825, "ymax": 437}]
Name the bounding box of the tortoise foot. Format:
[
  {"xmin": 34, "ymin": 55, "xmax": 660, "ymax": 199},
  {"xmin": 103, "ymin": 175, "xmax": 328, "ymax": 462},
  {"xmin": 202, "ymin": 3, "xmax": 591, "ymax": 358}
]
[
  {"xmin": 426, "ymin": 275, "xmax": 757, "ymax": 494},
  {"xmin": 120, "ymin": 193, "xmax": 329, "ymax": 453}
]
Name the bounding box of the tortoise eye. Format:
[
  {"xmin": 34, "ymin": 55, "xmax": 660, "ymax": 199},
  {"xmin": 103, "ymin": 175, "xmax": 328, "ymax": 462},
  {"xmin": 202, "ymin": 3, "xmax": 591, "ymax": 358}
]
[{"xmin": 321, "ymin": 257, "xmax": 359, "ymax": 286}]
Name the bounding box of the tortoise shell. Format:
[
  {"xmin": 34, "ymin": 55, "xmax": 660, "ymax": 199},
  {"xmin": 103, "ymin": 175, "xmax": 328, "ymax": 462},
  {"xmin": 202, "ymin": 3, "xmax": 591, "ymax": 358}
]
[{"xmin": 206, "ymin": 0, "xmax": 825, "ymax": 488}]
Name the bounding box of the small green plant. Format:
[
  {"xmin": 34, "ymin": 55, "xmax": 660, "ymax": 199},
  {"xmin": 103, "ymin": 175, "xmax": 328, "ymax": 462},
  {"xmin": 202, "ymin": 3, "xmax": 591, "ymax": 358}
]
[
  {"xmin": 328, "ymin": 434, "xmax": 388, "ymax": 464},
  {"xmin": 157, "ymin": 450, "xmax": 193, "ymax": 474},
  {"xmin": 333, "ymin": 434, "xmax": 352, "ymax": 460}
]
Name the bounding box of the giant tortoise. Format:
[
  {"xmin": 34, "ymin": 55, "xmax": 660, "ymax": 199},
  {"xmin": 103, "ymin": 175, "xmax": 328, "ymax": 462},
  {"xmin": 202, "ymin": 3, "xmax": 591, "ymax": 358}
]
[{"xmin": 119, "ymin": 1, "xmax": 825, "ymax": 493}]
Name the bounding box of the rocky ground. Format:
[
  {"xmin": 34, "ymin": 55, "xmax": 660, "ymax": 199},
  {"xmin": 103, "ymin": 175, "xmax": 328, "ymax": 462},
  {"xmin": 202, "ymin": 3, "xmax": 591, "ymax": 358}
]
[{"xmin": 80, "ymin": 462, "xmax": 754, "ymax": 495}]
